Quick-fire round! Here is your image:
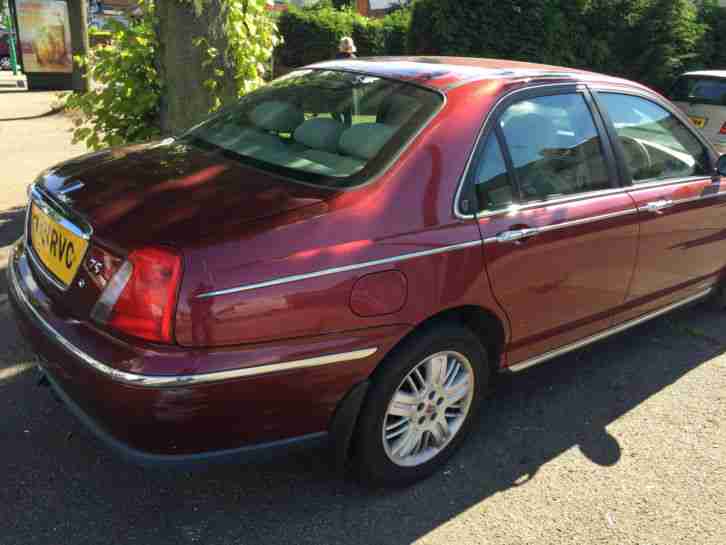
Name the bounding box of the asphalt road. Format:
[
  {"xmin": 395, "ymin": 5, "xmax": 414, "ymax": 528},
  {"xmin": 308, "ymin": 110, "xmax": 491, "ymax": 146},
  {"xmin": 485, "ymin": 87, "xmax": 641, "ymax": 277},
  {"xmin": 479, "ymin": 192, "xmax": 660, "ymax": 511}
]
[{"xmin": 1, "ymin": 92, "xmax": 725, "ymax": 545}]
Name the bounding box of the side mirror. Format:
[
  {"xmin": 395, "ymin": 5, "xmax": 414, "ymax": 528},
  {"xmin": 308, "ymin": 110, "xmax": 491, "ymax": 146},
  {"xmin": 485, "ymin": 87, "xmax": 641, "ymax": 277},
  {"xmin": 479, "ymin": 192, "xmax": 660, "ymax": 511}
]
[{"xmin": 718, "ymin": 154, "xmax": 726, "ymax": 176}]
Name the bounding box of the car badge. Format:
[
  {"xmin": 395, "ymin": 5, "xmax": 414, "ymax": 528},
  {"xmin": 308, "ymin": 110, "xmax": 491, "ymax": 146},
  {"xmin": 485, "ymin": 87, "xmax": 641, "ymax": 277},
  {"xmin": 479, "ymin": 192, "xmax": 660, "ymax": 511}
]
[{"xmin": 86, "ymin": 257, "xmax": 104, "ymax": 276}]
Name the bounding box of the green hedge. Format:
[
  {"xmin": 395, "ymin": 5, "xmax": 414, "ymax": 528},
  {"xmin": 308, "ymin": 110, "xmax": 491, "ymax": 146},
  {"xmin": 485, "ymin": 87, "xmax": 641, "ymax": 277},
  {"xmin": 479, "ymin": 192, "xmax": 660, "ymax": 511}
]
[
  {"xmin": 276, "ymin": 1, "xmax": 726, "ymax": 92},
  {"xmin": 407, "ymin": 0, "xmax": 714, "ymax": 92},
  {"xmin": 276, "ymin": 6, "xmax": 409, "ymax": 70}
]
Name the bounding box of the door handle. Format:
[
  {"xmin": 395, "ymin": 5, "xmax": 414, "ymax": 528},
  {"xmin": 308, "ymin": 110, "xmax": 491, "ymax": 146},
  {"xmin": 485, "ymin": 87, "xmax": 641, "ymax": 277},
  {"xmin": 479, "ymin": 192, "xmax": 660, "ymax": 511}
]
[
  {"xmin": 495, "ymin": 227, "xmax": 539, "ymax": 243},
  {"xmin": 642, "ymin": 199, "xmax": 673, "ymax": 214}
]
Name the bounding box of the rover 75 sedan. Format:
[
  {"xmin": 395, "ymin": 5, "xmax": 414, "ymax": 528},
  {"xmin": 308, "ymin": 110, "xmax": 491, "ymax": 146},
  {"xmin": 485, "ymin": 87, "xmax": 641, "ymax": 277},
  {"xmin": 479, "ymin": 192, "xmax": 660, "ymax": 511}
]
[{"xmin": 9, "ymin": 57, "xmax": 726, "ymax": 486}]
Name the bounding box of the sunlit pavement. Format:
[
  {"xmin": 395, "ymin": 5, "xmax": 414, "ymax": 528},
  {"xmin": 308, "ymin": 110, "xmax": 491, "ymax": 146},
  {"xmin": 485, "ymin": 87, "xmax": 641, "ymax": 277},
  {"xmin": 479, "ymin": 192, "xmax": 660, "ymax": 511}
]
[
  {"xmin": 0, "ymin": 71, "xmax": 27, "ymax": 90},
  {"xmin": 0, "ymin": 91, "xmax": 725, "ymax": 545}
]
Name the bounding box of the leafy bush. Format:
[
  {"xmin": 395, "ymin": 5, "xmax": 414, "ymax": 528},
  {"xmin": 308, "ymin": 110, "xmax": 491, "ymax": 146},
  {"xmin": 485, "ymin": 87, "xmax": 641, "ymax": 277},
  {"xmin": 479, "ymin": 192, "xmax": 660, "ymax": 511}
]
[
  {"xmin": 378, "ymin": 7, "xmax": 410, "ymax": 55},
  {"xmin": 407, "ymin": 0, "xmax": 711, "ymax": 91},
  {"xmin": 276, "ymin": 6, "xmax": 358, "ymax": 67},
  {"xmin": 275, "ymin": 5, "xmax": 410, "ymax": 69},
  {"xmin": 65, "ymin": 0, "xmax": 280, "ymax": 147},
  {"xmin": 64, "ymin": 11, "xmax": 161, "ymax": 150},
  {"xmin": 407, "ymin": 0, "xmax": 555, "ymax": 63},
  {"xmin": 626, "ymin": 0, "xmax": 706, "ymax": 91},
  {"xmin": 697, "ymin": 1, "xmax": 726, "ymax": 73}
]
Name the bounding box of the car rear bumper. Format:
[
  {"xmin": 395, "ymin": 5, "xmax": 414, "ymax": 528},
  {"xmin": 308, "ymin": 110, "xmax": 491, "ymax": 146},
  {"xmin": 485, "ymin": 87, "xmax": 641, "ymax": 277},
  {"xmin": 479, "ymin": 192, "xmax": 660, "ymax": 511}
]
[
  {"xmin": 7, "ymin": 240, "xmax": 404, "ymax": 465},
  {"xmin": 38, "ymin": 366, "xmax": 329, "ymax": 467}
]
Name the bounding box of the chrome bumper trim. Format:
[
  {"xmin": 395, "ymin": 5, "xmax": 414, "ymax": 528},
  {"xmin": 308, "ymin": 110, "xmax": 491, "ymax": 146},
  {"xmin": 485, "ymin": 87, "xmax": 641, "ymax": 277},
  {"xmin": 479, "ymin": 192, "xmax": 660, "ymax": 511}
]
[
  {"xmin": 504, "ymin": 287, "xmax": 713, "ymax": 373},
  {"xmin": 9, "ymin": 251, "xmax": 377, "ymax": 388}
]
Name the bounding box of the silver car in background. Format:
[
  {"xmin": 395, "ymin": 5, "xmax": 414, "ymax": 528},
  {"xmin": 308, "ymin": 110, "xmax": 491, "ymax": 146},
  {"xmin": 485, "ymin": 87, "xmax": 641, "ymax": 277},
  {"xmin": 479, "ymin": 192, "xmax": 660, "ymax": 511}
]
[{"xmin": 670, "ymin": 70, "xmax": 726, "ymax": 154}]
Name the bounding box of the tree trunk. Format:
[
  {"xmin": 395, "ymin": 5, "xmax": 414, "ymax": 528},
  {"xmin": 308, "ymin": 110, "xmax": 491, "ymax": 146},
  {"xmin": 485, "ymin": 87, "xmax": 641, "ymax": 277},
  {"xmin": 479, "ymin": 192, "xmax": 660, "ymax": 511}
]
[
  {"xmin": 67, "ymin": 0, "xmax": 90, "ymax": 92},
  {"xmin": 155, "ymin": 0, "xmax": 238, "ymax": 135}
]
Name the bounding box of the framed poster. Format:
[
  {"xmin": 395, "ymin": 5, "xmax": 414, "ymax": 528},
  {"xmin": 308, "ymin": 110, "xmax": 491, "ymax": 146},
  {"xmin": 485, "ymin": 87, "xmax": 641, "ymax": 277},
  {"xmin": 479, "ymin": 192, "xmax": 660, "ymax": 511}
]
[{"xmin": 15, "ymin": 0, "xmax": 72, "ymax": 73}]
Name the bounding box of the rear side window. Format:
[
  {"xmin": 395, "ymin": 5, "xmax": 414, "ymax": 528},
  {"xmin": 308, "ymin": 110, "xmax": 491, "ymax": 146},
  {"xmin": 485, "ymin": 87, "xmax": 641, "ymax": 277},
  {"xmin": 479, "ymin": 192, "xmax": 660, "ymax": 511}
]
[
  {"xmin": 598, "ymin": 93, "xmax": 710, "ymax": 183},
  {"xmin": 498, "ymin": 93, "xmax": 612, "ymax": 202},
  {"xmin": 473, "ymin": 134, "xmax": 514, "ymax": 212},
  {"xmin": 669, "ymin": 76, "xmax": 726, "ymax": 106}
]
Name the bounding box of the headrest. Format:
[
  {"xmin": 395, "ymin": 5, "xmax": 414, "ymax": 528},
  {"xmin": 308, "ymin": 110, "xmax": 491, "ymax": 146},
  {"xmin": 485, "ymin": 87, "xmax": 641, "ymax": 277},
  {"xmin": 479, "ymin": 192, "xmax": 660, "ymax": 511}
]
[
  {"xmin": 502, "ymin": 113, "xmax": 556, "ymax": 164},
  {"xmin": 294, "ymin": 118, "xmax": 345, "ymax": 153},
  {"xmin": 339, "ymin": 123, "xmax": 396, "ymax": 160},
  {"xmin": 249, "ymin": 101, "xmax": 304, "ymax": 133},
  {"xmin": 377, "ymin": 94, "xmax": 419, "ymax": 126}
]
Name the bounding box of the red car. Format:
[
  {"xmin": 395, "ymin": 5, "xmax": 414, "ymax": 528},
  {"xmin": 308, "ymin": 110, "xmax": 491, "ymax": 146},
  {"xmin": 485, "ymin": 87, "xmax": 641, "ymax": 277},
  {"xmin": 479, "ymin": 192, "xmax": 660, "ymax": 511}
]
[{"xmin": 9, "ymin": 58, "xmax": 726, "ymax": 486}]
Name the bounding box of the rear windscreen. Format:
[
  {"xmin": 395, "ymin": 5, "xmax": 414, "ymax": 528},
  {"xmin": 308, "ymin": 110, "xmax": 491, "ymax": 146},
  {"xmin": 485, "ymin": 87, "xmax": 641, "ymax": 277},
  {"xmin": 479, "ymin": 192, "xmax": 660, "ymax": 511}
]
[
  {"xmin": 669, "ymin": 76, "xmax": 726, "ymax": 106},
  {"xmin": 184, "ymin": 69, "xmax": 443, "ymax": 189}
]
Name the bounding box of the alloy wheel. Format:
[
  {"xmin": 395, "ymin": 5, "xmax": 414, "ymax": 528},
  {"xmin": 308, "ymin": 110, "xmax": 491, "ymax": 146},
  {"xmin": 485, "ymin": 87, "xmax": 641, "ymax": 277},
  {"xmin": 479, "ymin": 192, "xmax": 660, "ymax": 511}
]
[{"xmin": 382, "ymin": 350, "xmax": 475, "ymax": 467}]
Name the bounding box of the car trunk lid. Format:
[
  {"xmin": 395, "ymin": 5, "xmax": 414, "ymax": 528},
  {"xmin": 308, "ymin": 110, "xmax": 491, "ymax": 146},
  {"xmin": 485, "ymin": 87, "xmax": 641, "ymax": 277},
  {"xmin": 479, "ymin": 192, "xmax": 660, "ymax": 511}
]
[
  {"xmin": 26, "ymin": 140, "xmax": 332, "ymax": 331},
  {"xmin": 35, "ymin": 140, "xmax": 331, "ymax": 247}
]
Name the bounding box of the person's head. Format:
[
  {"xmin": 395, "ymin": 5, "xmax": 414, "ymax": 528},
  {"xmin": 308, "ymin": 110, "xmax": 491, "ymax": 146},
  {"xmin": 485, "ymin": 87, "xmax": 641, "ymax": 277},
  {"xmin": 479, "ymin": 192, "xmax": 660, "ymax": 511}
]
[{"xmin": 339, "ymin": 37, "xmax": 357, "ymax": 54}]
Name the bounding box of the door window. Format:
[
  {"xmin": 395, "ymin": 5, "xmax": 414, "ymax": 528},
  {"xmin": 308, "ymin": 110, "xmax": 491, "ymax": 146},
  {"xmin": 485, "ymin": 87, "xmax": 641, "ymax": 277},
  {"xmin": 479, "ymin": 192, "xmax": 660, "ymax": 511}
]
[
  {"xmin": 598, "ymin": 93, "xmax": 710, "ymax": 183},
  {"xmin": 473, "ymin": 133, "xmax": 514, "ymax": 212},
  {"xmin": 499, "ymin": 94, "xmax": 612, "ymax": 202}
]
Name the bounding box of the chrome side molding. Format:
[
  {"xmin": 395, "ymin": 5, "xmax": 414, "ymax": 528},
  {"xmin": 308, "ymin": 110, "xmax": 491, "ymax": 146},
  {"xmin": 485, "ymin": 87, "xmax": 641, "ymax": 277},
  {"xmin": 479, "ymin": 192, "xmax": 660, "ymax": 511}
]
[
  {"xmin": 9, "ymin": 251, "xmax": 378, "ymax": 388},
  {"xmin": 503, "ymin": 287, "xmax": 713, "ymax": 374},
  {"xmin": 197, "ymin": 239, "xmax": 484, "ymax": 299}
]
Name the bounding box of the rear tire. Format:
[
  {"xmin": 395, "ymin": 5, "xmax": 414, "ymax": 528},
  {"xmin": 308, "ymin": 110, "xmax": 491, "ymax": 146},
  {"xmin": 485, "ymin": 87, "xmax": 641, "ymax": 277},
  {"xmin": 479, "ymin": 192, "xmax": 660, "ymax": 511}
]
[
  {"xmin": 353, "ymin": 323, "xmax": 488, "ymax": 487},
  {"xmin": 707, "ymin": 284, "xmax": 726, "ymax": 310}
]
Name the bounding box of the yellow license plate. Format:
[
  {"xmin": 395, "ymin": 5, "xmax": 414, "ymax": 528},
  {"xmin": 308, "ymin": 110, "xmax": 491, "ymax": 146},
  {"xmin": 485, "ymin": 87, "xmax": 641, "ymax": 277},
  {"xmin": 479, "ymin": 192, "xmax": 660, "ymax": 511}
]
[
  {"xmin": 689, "ymin": 116, "xmax": 706, "ymax": 129},
  {"xmin": 30, "ymin": 204, "xmax": 88, "ymax": 286}
]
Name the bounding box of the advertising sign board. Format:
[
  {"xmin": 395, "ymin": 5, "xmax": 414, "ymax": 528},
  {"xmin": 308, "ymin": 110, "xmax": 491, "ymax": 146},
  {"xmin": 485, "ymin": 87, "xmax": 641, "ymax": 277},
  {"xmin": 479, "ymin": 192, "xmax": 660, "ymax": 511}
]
[{"xmin": 15, "ymin": 0, "xmax": 71, "ymax": 73}]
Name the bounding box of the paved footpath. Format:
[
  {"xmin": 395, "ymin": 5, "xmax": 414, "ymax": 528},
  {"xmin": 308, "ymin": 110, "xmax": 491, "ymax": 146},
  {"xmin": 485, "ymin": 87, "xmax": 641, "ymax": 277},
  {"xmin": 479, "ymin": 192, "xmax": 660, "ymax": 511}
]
[
  {"xmin": 0, "ymin": 91, "xmax": 86, "ymax": 284},
  {"xmin": 0, "ymin": 90, "xmax": 725, "ymax": 545}
]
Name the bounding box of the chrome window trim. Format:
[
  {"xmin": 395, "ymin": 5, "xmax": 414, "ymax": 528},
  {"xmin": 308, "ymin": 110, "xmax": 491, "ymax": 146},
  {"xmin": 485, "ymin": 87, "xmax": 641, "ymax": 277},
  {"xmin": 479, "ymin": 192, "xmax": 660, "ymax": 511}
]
[
  {"xmin": 478, "ymin": 182, "xmax": 723, "ymax": 241},
  {"xmin": 668, "ymin": 190, "xmax": 726, "ymax": 207},
  {"xmin": 482, "ymin": 208, "xmax": 639, "ymax": 244},
  {"xmin": 503, "ymin": 287, "xmax": 713, "ymax": 374},
  {"xmin": 627, "ymin": 175, "xmax": 717, "ymax": 192},
  {"xmin": 9, "ymin": 252, "xmax": 378, "ymax": 388},
  {"xmin": 196, "ymin": 239, "xmax": 483, "ymax": 299},
  {"xmin": 453, "ymin": 80, "xmax": 721, "ymax": 222},
  {"xmin": 473, "ymin": 175, "xmax": 721, "ymax": 222},
  {"xmin": 476, "ymin": 186, "xmax": 631, "ymax": 220},
  {"xmin": 453, "ymin": 82, "xmax": 592, "ymax": 221}
]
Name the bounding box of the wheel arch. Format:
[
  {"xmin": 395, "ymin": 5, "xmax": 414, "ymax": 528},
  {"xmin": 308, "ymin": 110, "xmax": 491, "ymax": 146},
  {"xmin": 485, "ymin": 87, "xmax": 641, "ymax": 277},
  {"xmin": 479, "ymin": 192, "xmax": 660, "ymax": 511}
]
[{"xmin": 374, "ymin": 305, "xmax": 507, "ymax": 379}]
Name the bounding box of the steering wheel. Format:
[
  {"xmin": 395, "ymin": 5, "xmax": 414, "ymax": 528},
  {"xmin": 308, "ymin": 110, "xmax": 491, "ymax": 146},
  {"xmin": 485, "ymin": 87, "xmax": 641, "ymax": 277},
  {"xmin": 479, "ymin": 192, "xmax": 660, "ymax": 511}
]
[{"xmin": 620, "ymin": 136, "xmax": 652, "ymax": 178}]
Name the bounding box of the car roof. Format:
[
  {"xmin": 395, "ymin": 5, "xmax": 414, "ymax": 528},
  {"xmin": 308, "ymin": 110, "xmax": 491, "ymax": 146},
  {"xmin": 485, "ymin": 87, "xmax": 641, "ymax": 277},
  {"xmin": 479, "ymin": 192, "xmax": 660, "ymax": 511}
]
[
  {"xmin": 680, "ymin": 70, "xmax": 726, "ymax": 79},
  {"xmin": 310, "ymin": 56, "xmax": 644, "ymax": 92}
]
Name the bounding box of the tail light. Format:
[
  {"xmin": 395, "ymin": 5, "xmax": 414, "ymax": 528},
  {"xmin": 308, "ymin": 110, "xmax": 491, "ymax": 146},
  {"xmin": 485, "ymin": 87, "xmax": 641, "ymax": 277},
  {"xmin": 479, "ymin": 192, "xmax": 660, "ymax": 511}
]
[
  {"xmin": 92, "ymin": 246, "xmax": 182, "ymax": 343},
  {"xmin": 720, "ymin": 122, "xmax": 726, "ymax": 135}
]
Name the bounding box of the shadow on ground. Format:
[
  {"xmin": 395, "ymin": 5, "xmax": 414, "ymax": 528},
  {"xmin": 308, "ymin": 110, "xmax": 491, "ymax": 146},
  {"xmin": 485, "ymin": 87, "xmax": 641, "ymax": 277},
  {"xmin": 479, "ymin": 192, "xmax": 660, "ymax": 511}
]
[
  {"xmin": 0, "ymin": 206, "xmax": 25, "ymax": 296},
  {"xmin": 1, "ymin": 293, "xmax": 723, "ymax": 545},
  {"xmin": 0, "ymin": 206, "xmax": 25, "ymax": 246},
  {"xmin": 0, "ymin": 108, "xmax": 62, "ymax": 122}
]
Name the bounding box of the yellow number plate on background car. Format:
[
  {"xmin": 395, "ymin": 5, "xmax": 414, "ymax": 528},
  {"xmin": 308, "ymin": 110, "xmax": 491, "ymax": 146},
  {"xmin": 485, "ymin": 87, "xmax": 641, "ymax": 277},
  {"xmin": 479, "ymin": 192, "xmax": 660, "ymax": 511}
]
[
  {"xmin": 30, "ymin": 204, "xmax": 88, "ymax": 286},
  {"xmin": 689, "ymin": 116, "xmax": 707, "ymax": 128}
]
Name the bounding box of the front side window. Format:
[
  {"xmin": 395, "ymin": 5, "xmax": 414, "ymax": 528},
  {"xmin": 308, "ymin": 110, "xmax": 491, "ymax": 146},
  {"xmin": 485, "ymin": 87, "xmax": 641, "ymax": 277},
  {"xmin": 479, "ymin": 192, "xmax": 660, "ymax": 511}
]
[
  {"xmin": 499, "ymin": 93, "xmax": 611, "ymax": 202},
  {"xmin": 598, "ymin": 93, "xmax": 710, "ymax": 183},
  {"xmin": 184, "ymin": 69, "xmax": 443, "ymax": 188}
]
